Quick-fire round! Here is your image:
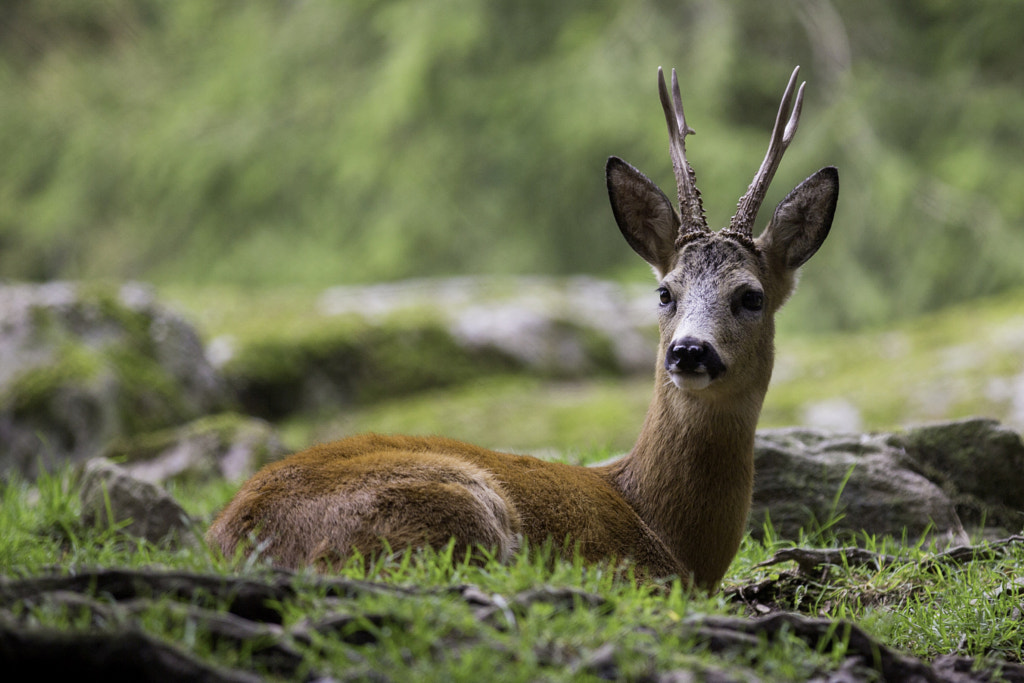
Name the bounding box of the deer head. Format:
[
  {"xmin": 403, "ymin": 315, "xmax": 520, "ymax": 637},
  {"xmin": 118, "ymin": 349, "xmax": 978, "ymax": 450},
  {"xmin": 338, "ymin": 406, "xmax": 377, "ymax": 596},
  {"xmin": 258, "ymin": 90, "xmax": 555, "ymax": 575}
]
[{"xmin": 606, "ymin": 66, "xmax": 838, "ymax": 398}]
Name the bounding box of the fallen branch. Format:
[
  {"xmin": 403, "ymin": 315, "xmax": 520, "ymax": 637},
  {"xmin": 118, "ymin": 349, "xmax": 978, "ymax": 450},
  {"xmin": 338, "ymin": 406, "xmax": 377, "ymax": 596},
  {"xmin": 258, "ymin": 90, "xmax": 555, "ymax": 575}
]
[
  {"xmin": 4, "ymin": 566, "xmax": 1022, "ymax": 681},
  {"xmin": 685, "ymin": 612, "xmax": 1024, "ymax": 682},
  {"xmin": 0, "ymin": 567, "xmax": 418, "ymax": 624},
  {"xmin": 754, "ymin": 535, "xmax": 1024, "ymax": 574},
  {"xmin": 920, "ymin": 535, "xmax": 1024, "ymax": 571},
  {"xmin": 7, "ymin": 590, "xmax": 311, "ymax": 678},
  {"xmin": 0, "ymin": 621, "xmax": 264, "ymax": 683},
  {"xmin": 754, "ymin": 546, "xmax": 898, "ymax": 573}
]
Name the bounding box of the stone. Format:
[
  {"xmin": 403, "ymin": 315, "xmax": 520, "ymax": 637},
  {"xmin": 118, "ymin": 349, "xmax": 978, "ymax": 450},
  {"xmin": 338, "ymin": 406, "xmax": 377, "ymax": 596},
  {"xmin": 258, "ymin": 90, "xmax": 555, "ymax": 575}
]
[
  {"xmin": 105, "ymin": 412, "xmax": 290, "ymax": 484},
  {"xmin": 750, "ymin": 427, "xmax": 968, "ymax": 542},
  {"xmin": 78, "ymin": 458, "xmax": 196, "ymax": 547},
  {"xmin": 0, "ymin": 282, "xmax": 231, "ymax": 477},
  {"xmin": 228, "ymin": 276, "xmax": 657, "ymax": 419},
  {"xmin": 889, "ymin": 418, "xmax": 1024, "ymax": 530}
]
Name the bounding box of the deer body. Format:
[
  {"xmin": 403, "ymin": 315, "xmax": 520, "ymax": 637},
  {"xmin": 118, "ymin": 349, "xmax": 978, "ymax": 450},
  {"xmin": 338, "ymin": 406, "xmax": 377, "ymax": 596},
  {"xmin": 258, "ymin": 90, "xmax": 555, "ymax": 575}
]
[{"xmin": 207, "ymin": 67, "xmax": 838, "ymax": 591}]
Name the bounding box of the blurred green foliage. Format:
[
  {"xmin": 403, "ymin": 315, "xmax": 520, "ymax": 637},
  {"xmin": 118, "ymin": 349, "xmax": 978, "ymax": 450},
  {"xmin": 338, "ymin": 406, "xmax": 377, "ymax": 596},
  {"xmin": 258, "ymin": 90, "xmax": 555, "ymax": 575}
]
[{"xmin": 1, "ymin": 0, "xmax": 1022, "ymax": 329}]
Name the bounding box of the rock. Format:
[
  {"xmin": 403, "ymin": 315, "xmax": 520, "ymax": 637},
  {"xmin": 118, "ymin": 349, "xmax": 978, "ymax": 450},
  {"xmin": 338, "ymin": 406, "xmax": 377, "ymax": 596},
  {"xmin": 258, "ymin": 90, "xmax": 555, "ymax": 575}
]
[
  {"xmin": 573, "ymin": 642, "xmax": 619, "ymax": 679},
  {"xmin": 890, "ymin": 418, "xmax": 1024, "ymax": 530},
  {"xmin": 230, "ymin": 276, "xmax": 657, "ymax": 419},
  {"xmin": 226, "ymin": 316, "xmax": 521, "ymax": 419},
  {"xmin": 0, "ymin": 282, "xmax": 231, "ymax": 477},
  {"xmin": 316, "ymin": 277, "xmax": 656, "ymax": 375},
  {"xmin": 440, "ymin": 277, "xmax": 654, "ymax": 376},
  {"xmin": 78, "ymin": 458, "xmax": 196, "ymax": 546},
  {"xmin": 104, "ymin": 413, "xmax": 290, "ymax": 484},
  {"xmin": 750, "ymin": 427, "xmax": 969, "ymax": 542},
  {"xmin": 592, "ymin": 420, "xmax": 1023, "ymax": 541}
]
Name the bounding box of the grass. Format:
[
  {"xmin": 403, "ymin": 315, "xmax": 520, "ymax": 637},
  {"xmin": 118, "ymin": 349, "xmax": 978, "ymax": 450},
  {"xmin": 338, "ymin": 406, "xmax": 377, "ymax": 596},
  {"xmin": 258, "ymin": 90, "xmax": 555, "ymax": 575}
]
[
  {"xmin": 766, "ymin": 288, "xmax": 1024, "ymax": 431},
  {"xmin": 5, "ymin": 284, "xmax": 1022, "ymax": 677},
  {"xmin": 291, "ymin": 375, "xmax": 650, "ymax": 458},
  {"xmin": 3, "ymin": 463, "xmax": 1022, "ymax": 680}
]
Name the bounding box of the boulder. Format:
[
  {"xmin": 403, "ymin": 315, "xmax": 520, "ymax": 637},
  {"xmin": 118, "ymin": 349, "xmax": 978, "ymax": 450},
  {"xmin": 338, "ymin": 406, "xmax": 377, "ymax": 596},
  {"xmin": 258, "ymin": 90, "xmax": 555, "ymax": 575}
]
[
  {"xmin": 316, "ymin": 276, "xmax": 656, "ymax": 375},
  {"xmin": 751, "ymin": 428, "xmax": 968, "ymax": 542},
  {"xmin": 751, "ymin": 420, "xmax": 1024, "ymax": 541},
  {"xmin": 0, "ymin": 282, "xmax": 231, "ymax": 478},
  {"xmin": 889, "ymin": 418, "xmax": 1024, "ymax": 531},
  {"xmin": 227, "ymin": 276, "xmax": 657, "ymax": 419},
  {"xmin": 78, "ymin": 458, "xmax": 195, "ymax": 547},
  {"xmin": 104, "ymin": 412, "xmax": 290, "ymax": 484}
]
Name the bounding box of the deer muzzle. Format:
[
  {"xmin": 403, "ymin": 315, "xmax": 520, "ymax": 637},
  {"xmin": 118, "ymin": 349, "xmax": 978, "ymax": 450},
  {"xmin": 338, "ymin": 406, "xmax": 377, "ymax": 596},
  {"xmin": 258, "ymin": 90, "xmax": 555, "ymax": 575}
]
[{"xmin": 665, "ymin": 336, "xmax": 726, "ymax": 389}]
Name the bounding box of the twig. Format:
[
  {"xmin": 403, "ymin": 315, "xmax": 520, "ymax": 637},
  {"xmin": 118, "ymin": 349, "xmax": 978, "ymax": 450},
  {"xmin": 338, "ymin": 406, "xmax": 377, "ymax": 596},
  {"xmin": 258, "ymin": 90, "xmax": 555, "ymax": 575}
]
[
  {"xmin": 755, "ymin": 546, "xmax": 898, "ymax": 573},
  {"xmin": 754, "ymin": 535, "xmax": 1024, "ymax": 574}
]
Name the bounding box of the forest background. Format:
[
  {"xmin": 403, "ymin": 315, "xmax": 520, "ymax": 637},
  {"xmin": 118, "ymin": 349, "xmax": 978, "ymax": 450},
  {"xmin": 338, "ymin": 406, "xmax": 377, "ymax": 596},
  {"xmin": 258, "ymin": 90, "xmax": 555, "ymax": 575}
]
[{"xmin": 1, "ymin": 0, "xmax": 1022, "ymax": 332}]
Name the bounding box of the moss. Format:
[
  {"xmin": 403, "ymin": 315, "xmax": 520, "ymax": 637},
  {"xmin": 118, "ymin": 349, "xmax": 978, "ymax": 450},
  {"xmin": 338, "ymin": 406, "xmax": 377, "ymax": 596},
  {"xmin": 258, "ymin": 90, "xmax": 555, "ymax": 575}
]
[
  {"xmin": 2, "ymin": 343, "xmax": 104, "ymax": 415},
  {"xmin": 1, "ymin": 340, "xmax": 194, "ymax": 442},
  {"xmin": 105, "ymin": 411, "xmax": 283, "ymax": 471},
  {"xmin": 574, "ymin": 323, "xmax": 622, "ymax": 375},
  {"xmin": 891, "ymin": 419, "xmax": 1024, "ymax": 527},
  {"xmin": 105, "ymin": 346, "xmax": 190, "ymax": 435},
  {"xmin": 87, "ymin": 285, "xmax": 149, "ymax": 330},
  {"xmin": 355, "ymin": 323, "xmax": 521, "ymax": 402},
  {"xmin": 2, "ymin": 284, "xmax": 214, "ymax": 449},
  {"xmin": 225, "ymin": 316, "xmax": 522, "ymax": 418},
  {"xmin": 85, "ymin": 285, "xmax": 167, "ymax": 360}
]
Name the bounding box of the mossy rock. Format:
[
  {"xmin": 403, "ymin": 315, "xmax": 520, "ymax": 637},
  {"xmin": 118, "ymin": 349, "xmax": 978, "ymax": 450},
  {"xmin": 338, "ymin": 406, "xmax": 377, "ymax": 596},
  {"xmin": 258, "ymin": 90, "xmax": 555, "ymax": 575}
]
[
  {"xmin": 224, "ymin": 316, "xmax": 524, "ymax": 419},
  {"xmin": 105, "ymin": 412, "xmax": 289, "ymax": 484},
  {"xmin": 890, "ymin": 418, "xmax": 1024, "ymax": 530},
  {"xmin": 78, "ymin": 457, "xmax": 197, "ymax": 547},
  {"xmin": 0, "ymin": 282, "xmax": 231, "ymax": 477},
  {"xmin": 219, "ymin": 277, "xmax": 652, "ymax": 421},
  {"xmin": 750, "ymin": 427, "xmax": 966, "ymax": 542},
  {"xmin": 748, "ymin": 420, "xmax": 1024, "ymax": 541}
]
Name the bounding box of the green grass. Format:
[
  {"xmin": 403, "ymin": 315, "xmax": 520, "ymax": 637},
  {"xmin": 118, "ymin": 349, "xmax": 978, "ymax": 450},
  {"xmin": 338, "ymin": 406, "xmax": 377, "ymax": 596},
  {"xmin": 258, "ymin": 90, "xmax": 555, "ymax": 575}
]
[
  {"xmin": 7, "ymin": 285, "xmax": 1018, "ymax": 676},
  {"xmin": 2, "ymin": 464, "xmax": 1021, "ymax": 680},
  {"xmin": 766, "ymin": 288, "xmax": 1024, "ymax": 431},
  {"xmin": 290, "ymin": 375, "xmax": 651, "ymax": 459}
]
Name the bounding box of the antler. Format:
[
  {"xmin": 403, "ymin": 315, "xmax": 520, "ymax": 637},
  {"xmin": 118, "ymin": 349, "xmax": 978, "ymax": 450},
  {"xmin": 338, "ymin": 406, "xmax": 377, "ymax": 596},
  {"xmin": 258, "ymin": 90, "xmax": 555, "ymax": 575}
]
[
  {"xmin": 730, "ymin": 66, "xmax": 805, "ymax": 236},
  {"xmin": 658, "ymin": 67, "xmax": 708, "ymax": 235}
]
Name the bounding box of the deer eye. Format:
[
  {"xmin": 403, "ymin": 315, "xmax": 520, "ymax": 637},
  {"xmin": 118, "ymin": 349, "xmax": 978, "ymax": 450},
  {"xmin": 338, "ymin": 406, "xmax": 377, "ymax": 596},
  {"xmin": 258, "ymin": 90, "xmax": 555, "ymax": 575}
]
[
  {"xmin": 740, "ymin": 289, "xmax": 764, "ymax": 312},
  {"xmin": 657, "ymin": 287, "xmax": 673, "ymax": 306}
]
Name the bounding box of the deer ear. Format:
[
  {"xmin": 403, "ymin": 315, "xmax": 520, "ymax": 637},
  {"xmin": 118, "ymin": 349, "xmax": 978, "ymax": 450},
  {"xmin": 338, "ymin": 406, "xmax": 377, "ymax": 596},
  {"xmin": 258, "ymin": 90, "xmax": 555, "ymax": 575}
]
[
  {"xmin": 606, "ymin": 156, "xmax": 681, "ymax": 278},
  {"xmin": 757, "ymin": 166, "xmax": 839, "ymax": 270}
]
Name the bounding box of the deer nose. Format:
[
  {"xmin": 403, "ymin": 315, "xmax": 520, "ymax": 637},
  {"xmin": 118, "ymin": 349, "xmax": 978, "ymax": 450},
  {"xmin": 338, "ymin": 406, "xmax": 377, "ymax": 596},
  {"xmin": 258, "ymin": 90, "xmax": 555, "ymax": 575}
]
[{"xmin": 666, "ymin": 337, "xmax": 726, "ymax": 379}]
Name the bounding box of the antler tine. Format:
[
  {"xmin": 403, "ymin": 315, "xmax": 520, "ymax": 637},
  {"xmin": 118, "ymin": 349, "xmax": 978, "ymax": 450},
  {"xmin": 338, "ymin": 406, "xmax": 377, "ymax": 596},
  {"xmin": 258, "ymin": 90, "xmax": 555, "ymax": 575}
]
[
  {"xmin": 730, "ymin": 66, "xmax": 806, "ymax": 236},
  {"xmin": 658, "ymin": 67, "xmax": 708, "ymax": 234}
]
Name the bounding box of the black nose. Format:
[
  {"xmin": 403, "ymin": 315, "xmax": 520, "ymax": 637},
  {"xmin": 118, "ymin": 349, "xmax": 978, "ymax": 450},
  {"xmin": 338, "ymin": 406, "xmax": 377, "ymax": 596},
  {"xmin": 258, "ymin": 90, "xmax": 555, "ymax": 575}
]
[{"xmin": 665, "ymin": 337, "xmax": 726, "ymax": 379}]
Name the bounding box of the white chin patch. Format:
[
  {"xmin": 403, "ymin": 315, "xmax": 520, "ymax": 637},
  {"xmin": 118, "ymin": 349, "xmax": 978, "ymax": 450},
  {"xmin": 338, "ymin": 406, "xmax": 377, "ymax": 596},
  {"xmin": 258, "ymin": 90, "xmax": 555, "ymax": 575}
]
[{"xmin": 670, "ymin": 372, "xmax": 712, "ymax": 392}]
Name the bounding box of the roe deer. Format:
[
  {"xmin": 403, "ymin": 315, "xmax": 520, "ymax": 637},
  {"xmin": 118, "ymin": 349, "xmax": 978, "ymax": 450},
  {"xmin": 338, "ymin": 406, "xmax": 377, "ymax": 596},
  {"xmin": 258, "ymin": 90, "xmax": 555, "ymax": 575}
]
[{"xmin": 207, "ymin": 66, "xmax": 838, "ymax": 591}]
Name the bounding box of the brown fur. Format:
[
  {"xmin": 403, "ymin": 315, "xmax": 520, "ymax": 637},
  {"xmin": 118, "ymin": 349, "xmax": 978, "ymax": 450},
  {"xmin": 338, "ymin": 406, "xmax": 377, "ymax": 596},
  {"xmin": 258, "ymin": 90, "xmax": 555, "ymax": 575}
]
[
  {"xmin": 206, "ymin": 70, "xmax": 839, "ymax": 592},
  {"xmin": 207, "ymin": 434, "xmax": 679, "ymax": 578}
]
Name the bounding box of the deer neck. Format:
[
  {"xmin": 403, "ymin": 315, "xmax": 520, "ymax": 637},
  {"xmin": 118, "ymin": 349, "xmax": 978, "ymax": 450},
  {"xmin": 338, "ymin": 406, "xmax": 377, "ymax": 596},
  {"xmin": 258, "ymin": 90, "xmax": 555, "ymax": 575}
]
[{"xmin": 608, "ymin": 364, "xmax": 768, "ymax": 589}]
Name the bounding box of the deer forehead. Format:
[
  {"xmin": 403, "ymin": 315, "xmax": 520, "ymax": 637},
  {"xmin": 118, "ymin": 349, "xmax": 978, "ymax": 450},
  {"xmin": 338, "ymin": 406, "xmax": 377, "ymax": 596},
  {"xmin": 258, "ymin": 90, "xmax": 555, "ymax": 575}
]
[{"xmin": 663, "ymin": 235, "xmax": 766, "ymax": 295}]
